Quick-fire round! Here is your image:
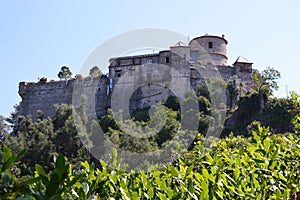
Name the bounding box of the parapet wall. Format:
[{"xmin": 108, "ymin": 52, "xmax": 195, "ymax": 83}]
[
  {"xmin": 18, "ymin": 67, "xmax": 252, "ymax": 121},
  {"xmin": 19, "ymin": 77, "xmax": 110, "ymax": 121}
]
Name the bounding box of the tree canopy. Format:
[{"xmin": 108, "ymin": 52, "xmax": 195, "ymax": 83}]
[
  {"xmin": 252, "ymin": 67, "xmax": 281, "ymax": 96},
  {"xmin": 89, "ymin": 66, "xmax": 101, "ymax": 77},
  {"xmin": 58, "ymin": 66, "xmax": 72, "ymax": 80}
]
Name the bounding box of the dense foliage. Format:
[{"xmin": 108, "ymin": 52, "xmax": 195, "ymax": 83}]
[
  {"xmin": 1, "ymin": 125, "xmax": 300, "ymax": 199},
  {"xmin": 1, "ymin": 67, "xmax": 300, "ymax": 199},
  {"xmin": 2, "ymin": 104, "xmax": 89, "ymax": 175}
]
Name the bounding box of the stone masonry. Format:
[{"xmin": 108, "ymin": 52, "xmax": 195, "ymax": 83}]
[{"xmin": 18, "ymin": 34, "xmax": 253, "ymax": 120}]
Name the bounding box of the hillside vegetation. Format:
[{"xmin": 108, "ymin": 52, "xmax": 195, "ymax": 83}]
[
  {"xmin": 1, "ymin": 67, "xmax": 300, "ymax": 199},
  {"xmin": 1, "ymin": 125, "xmax": 300, "ymax": 199}
]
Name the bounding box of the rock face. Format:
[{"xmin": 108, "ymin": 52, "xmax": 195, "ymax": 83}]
[{"xmin": 18, "ymin": 34, "xmax": 253, "ymax": 121}]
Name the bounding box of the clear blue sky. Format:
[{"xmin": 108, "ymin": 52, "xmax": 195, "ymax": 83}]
[{"xmin": 1, "ymin": 0, "xmax": 300, "ymax": 117}]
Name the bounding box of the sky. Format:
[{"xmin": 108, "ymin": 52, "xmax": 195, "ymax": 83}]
[{"xmin": 1, "ymin": 0, "xmax": 300, "ymax": 117}]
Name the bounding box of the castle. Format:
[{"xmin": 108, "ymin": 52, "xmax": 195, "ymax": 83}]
[{"xmin": 18, "ymin": 34, "xmax": 253, "ymax": 120}]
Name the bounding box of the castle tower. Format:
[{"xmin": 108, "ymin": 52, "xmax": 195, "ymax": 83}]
[
  {"xmin": 170, "ymin": 41, "xmax": 191, "ymax": 77},
  {"xmin": 188, "ymin": 34, "xmax": 228, "ymax": 66}
]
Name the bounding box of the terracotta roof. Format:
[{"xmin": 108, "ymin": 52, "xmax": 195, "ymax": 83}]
[{"xmin": 233, "ymin": 56, "xmax": 253, "ymax": 64}]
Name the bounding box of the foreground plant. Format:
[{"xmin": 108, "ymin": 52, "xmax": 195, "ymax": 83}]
[{"xmin": 1, "ymin": 124, "xmax": 300, "ymax": 199}]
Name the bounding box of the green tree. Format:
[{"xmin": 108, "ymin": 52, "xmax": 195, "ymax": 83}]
[
  {"xmin": 261, "ymin": 97, "xmax": 294, "ymax": 133},
  {"xmin": 252, "ymin": 67, "xmax": 281, "ymax": 109},
  {"xmin": 130, "ymin": 107, "xmax": 151, "ymax": 122},
  {"xmin": 52, "ymin": 104, "xmax": 88, "ymax": 162},
  {"xmin": 58, "ymin": 66, "xmax": 72, "ymax": 80},
  {"xmin": 3, "ymin": 115, "xmax": 54, "ymax": 175},
  {"xmin": 253, "ymin": 67, "xmax": 281, "ymax": 96},
  {"xmin": 0, "ymin": 115, "xmax": 9, "ymax": 140},
  {"xmin": 99, "ymin": 109, "xmax": 119, "ymax": 133},
  {"xmin": 164, "ymin": 95, "xmax": 180, "ymax": 111},
  {"xmin": 3, "ymin": 104, "xmax": 92, "ymax": 175},
  {"xmin": 227, "ymin": 76, "xmax": 240, "ymax": 109},
  {"xmin": 6, "ymin": 104, "xmax": 20, "ymax": 134},
  {"xmin": 195, "ymin": 82, "xmax": 210, "ymax": 101},
  {"xmin": 198, "ymin": 95, "xmax": 211, "ymax": 115},
  {"xmin": 181, "ymin": 91, "xmax": 199, "ymax": 131},
  {"xmin": 89, "ymin": 66, "xmax": 101, "ymax": 77},
  {"xmin": 291, "ymin": 92, "xmax": 300, "ymax": 134},
  {"xmin": 197, "ymin": 95, "xmax": 212, "ymax": 135},
  {"xmin": 155, "ymin": 107, "xmax": 180, "ymax": 147}
]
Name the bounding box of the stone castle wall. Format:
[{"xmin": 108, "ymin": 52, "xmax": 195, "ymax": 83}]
[
  {"xmin": 18, "ymin": 34, "xmax": 253, "ymax": 120},
  {"xmin": 19, "ymin": 77, "xmax": 110, "ymax": 120}
]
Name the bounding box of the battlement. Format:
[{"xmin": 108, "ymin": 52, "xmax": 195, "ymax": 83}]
[{"xmin": 18, "ymin": 76, "xmax": 110, "ymax": 120}]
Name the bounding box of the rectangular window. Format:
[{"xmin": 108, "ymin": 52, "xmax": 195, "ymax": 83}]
[
  {"xmin": 147, "ymin": 59, "xmax": 153, "ymax": 64},
  {"xmin": 208, "ymin": 42, "xmax": 213, "ymax": 49},
  {"xmin": 165, "ymin": 57, "xmax": 170, "ymax": 63},
  {"xmin": 115, "ymin": 70, "xmax": 122, "ymax": 78}
]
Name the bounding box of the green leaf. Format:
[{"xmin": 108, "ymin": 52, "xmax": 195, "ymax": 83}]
[
  {"xmin": 202, "ymin": 168, "xmax": 215, "ymax": 183},
  {"xmin": 276, "ymin": 189, "xmax": 282, "ymax": 199},
  {"xmin": 55, "ymin": 154, "xmax": 67, "ymax": 182},
  {"xmin": 187, "ymin": 164, "xmax": 194, "ymax": 174},
  {"xmin": 35, "ymin": 164, "xmax": 47, "ymax": 177},
  {"xmin": 35, "ymin": 164, "xmax": 49, "ymax": 186},
  {"xmin": 160, "ymin": 180, "xmax": 167, "ymax": 191},
  {"xmin": 167, "ymin": 188, "xmax": 174, "ymax": 199},
  {"xmin": 46, "ymin": 172, "xmax": 60, "ymax": 197},
  {"xmin": 264, "ymin": 137, "xmax": 271, "ymax": 153},
  {"xmin": 252, "ymin": 175, "xmax": 260, "ymax": 190},
  {"xmin": 66, "ymin": 174, "xmax": 83, "ymax": 188},
  {"xmin": 1, "ymin": 156, "xmax": 17, "ymax": 171},
  {"xmin": 169, "ymin": 166, "xmax": 179, "ymax": 177},
  {"xmin": 158, "ymin": 192, "xmax": 167, "ymax": 200},
  {"xmin": 16, "ymin": 149, "xmax": 27, "ymax": 161},
  {"xmin": 277, "ymin": 172, "xmax": 287, "ymax": 183},
  {"xmin": 2, "ymin": 145, "xmax": 12, "ymax": 162},
  {"xmin": 233, "ymin": 169, "xmax": 240, "ymax": 180},
  {"xmin": 18, "ymin": 177, "xmax": 40, "ymax": 187},
  {"xmin": 200, "ymin": 180, "xmax": 209, "ymax": 200},
  {"xmin": 112, "ymin": 148, "xmax": 117, "ymax": 159},
  {"xmin": 148, "ymin": 186, "xmax": 154, "ymax": 199},
  {"xmin": 99, "ymin": 159, "xmax": 106, "ymax": 170},
  {"xmin": 252, "ymin": 131, "xmax": 260, "ymax": 143},
  {"xmin": 81, "ymin": 161, "xmax": 90, "ymax": 171}
]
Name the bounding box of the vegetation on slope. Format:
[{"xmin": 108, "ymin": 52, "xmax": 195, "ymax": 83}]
[
  {"xmin": 1, "ymin": 125, "xmax": 300, "ymax": 199},
  {"xmin": 0, "ymin": 67, "xmax": 300, "ymax": 199}
]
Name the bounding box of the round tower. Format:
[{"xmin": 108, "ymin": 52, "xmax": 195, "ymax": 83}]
[{"xmin": 189, "ymin": 34, "xmax": 228, "ymax": 66}]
